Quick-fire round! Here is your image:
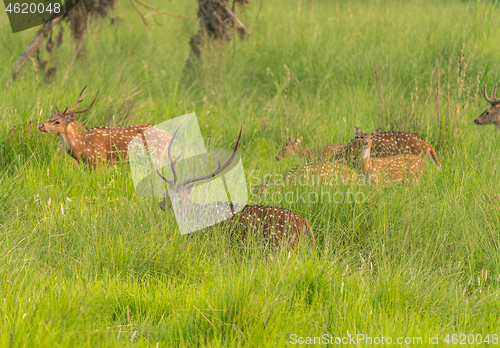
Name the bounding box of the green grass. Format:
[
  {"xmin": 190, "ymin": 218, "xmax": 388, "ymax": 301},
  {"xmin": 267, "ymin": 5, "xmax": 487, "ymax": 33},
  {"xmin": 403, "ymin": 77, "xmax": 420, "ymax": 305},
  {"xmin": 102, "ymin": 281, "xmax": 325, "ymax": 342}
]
[{"xmin": 1, "ymin": 0, "xmax": 500, "ymax": 346}]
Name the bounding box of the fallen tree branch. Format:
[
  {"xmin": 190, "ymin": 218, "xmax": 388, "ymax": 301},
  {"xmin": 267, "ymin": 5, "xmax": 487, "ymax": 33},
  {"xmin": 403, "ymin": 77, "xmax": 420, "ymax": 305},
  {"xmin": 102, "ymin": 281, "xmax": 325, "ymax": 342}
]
[{"xmin": 134, "ymin": 0, "xmax": 198, "ymax": 19}]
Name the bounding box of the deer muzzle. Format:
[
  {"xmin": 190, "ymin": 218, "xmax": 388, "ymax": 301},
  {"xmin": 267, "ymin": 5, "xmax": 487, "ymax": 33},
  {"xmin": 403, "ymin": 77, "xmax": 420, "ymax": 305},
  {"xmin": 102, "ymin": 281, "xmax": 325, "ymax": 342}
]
[
  {"xmin": 474, "ymin": 112, "xmax": 488, "ymax": 125},
  {"xmin": 38, "ymin": 124, "xmax": 47, "ymax": 133}
]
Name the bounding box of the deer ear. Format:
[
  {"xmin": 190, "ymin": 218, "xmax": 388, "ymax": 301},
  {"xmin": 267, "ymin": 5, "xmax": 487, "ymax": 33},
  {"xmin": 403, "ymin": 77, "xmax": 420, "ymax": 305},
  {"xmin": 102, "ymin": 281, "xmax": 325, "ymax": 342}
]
[
  {"xmin": 353, "ymin": 126, "xmax": 361, "ymax": 136},
  {"xmin": 295, "ymin": 136, "xmax": 303, "ymax": 144},
  {"xmin": 52, "ymin": 111, "xmax": 58, "ymax": 117},
  {"xmin": 373, "ymin": 128, "xmax": 381, "ymax": 136},
  {"xmin": 185, "ymin": 184, "xmax": 195, "ymax": 195},
  {"xmin": 66, "ymin": 113, "xmax": 76, "ymax": 124}
]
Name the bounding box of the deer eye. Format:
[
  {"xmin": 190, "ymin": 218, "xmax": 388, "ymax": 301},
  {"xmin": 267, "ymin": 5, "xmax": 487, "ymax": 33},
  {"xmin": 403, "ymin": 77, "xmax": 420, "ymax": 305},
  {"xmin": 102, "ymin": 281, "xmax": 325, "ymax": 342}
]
[{"xmin": 55, "ymin": 121, "xmax": 60, "ymax": 124}]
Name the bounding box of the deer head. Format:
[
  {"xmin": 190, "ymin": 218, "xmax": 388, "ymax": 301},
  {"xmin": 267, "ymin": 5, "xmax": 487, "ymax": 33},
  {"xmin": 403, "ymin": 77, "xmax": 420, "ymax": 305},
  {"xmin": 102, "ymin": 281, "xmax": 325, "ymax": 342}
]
[
  {"xmin": 38, "ymin": 86, "xmax": 99, "ymax": 135},
  {"xmin": 275, "ymin": 136, "xmax": 303, "ymax": 160},
  {"xmin": 356, "ymin": 127, "xmax": 381, "ymax": 163},
  {"xmin": 354, "ymin": 126, "xmax": 381, "ymax": 138},
  {"xmin": 474, "ymin": 84, "xmax": 500, "ymax": 131},
  {"xmin": 157, "ymin": 116, "xmax": 243, "ymax": 210}
]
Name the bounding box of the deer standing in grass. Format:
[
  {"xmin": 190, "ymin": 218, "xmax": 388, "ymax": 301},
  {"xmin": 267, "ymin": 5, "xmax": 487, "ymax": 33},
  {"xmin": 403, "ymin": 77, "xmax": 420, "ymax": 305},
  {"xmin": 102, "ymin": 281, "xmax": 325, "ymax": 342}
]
[
  {"xmin": 475, "ymin": 84, "xmax": 500, "ymax": 132},
  {"xmin": 335, "ymin": 127, "xmax": 440, "ymax": 170},
  {"xmin": 38, "ymin": 87, "xmax": 171, "ymax": 167},
  {"xmin": 358, "ymin": 128, "xmax": 429, "ymax": 185},
  {"xmin": 254, "ymin": 161, "xmax": 358, "ymax": 193},
  {"xmin": 276, "ymin": 136, "xmax": 346, "ymax": 161},
  {"xmin": 158, "ymin": 118, "xmax": 315, "ymax": 251}
]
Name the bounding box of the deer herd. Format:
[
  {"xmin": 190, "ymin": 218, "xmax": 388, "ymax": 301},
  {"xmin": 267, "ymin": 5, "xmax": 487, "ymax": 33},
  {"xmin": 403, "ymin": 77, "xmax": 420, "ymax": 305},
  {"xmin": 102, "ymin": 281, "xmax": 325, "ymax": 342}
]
[{"xmin": 27, "ymin": 84, "xmax": 500, "ymax": 251}]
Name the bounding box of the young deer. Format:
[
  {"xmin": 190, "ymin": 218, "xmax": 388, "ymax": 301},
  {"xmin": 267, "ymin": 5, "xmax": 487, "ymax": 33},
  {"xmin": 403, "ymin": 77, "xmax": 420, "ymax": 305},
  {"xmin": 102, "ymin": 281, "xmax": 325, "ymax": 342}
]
[
  {"xmin": 158, "ymin": 118, "xmax": 315, "ymax": 251},
  {"xmin": 474, "ymin": 84, "xmax": 500, "ymax": 132},
  {"xmin": 39, "ymin": 87, "xmax": 171, "ymax": 167},
  {"xmin": 254, "ymin": 161, "xmax": 358, "ymax": 193},
  {"xmin": 335, "ymin": 127, "xmax": 440, "ymax": 169},
  {"xmin": 358, "ymin": 129, "xmax": 429, "ymax": 185},
  {"xmin": 276, "ymin": 136, "xmax": 346, "ymax": 161}
]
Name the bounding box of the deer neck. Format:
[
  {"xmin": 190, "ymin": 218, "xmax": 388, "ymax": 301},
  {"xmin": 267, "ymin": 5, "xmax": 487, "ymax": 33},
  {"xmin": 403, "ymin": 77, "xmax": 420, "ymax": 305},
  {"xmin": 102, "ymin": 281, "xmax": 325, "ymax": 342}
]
[
  {"xmin": 361, "ymin": 142, "xmax": 372, "ymax": 172},
  {"xmin": 59, "ymin": 125, "xmax": 84, "ymax": 160},
  {"xmin": 298, "ymin": 146, "xmax": 312, "ymax": 160}
]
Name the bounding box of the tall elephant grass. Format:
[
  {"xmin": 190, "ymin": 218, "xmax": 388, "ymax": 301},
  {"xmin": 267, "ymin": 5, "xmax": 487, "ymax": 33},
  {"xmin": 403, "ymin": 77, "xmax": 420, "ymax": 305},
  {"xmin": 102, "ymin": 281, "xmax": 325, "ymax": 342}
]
[{"xmin": 1, "ymin": 0, "xmax": 500, "ymax": 346}]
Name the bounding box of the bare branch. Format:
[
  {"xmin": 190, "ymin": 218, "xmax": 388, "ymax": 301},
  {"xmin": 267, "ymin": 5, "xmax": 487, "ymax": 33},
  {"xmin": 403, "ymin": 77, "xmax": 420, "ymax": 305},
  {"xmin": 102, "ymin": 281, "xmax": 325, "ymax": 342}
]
[
  {"xmin": 223, "ymin": 5, "xmax": 252, "ymax": 35},
  {"xmin": 129, "ymin": 0, "xmax": 150, "ymax": 28}
]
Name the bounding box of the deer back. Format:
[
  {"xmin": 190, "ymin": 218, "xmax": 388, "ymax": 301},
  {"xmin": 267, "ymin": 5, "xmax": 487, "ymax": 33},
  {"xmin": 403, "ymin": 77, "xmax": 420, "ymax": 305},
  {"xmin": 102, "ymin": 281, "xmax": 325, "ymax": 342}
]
[
  {"xmin": 336, "ymin": 131, "xmax": 439, "ymax": 169},
  {"xmin": 220, "ymin": 204, "xmax": 315, "ymax": 251},
  {"xmin": 312, "ymin": 143, "xmax": 346, "ymax": 161},
  {"xmin": 284, "ymin": 161, "xmax": 357, "ymax": 184},
  {"xmin": 276, "ymin": 136, "xmax": 345, "ymax": 161},
  {"xmin": 368, "ymin": 154, "xmax": 426, "ymax": 185},
  {"xmin": 78, "ymin": 125, "xmax": 173, "ymax": 166}
]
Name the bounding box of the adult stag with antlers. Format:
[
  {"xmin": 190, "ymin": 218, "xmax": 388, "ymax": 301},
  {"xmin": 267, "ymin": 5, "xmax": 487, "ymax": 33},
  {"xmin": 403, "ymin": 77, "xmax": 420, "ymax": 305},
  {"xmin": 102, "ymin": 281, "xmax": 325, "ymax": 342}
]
[
  {"xmin": 39, "ymin": 86, "xmax": 171, "ymax": 167},
  {"xmin": 475, "ymin": 84, "xmax": 500, "ymax": 132},
  {"xmin": 157, "ymin": 118, "xmax": 315, "ymax": 251}
]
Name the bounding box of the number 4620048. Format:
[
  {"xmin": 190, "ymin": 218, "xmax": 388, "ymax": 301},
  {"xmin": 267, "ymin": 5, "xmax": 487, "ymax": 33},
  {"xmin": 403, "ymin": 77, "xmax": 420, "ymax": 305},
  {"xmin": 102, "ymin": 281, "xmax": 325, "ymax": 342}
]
[
  {"xmin": 5, "ymin": 2, "xmax": 61, "ymax": 14},
  {"xmin": 444, "ymin": 334, "xmax": 498, "ymax": 345}
]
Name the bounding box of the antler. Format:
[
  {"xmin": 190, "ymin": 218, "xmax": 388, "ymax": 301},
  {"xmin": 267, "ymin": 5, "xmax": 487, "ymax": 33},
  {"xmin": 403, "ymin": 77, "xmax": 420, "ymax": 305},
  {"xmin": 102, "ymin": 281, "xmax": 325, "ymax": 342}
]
[
  {"xmin": 156, "ymin": 117, "xmax": 243, "ymax": 189},
  {"xmin": 157, "ymin": 115, "xmax": 189, "ymax": 187},
  {"xmin": 73, "ymin": 90, "xmax": 100, "ymax": 114},
  {"xmin": 484, "ymin": 84, "xmax": 499, "ymax": 105},
  {"xmin": 66, "ymin": 86, "xmax": 87, "ymax": 113},
  {"xmin": 181, "ymin": 126, "xmax": 242, "ymax": 187},
  {"xmin": 54, "ymin": 86, "xmax": 100, "ymax": 116}
]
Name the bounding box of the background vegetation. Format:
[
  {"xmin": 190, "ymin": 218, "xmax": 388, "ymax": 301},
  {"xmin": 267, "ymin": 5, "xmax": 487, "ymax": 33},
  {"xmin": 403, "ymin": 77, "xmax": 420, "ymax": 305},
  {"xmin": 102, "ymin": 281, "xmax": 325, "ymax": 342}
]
[{"xmin": 1, "ymin": 0, "xmax": 500, "ymax": 346}]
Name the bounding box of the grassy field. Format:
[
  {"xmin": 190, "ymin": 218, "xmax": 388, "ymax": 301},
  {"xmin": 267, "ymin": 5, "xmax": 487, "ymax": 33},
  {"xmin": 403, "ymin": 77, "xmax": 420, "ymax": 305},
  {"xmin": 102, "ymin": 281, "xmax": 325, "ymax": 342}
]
[{"xmin": 1, "ymin": 0, "xmax": 500, "ymax": 346}]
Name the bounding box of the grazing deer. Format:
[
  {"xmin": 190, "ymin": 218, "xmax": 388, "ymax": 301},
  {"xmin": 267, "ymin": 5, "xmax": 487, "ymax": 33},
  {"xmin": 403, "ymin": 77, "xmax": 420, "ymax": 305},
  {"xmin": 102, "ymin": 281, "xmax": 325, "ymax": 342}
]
[
  {"xmin": 335, "ymin": 127, "xmax": 440, "ymax": 169},
  {"xmin": 276, "ymin": 136, "xmax": 346, "ymax": 161},
  {"xmin": 475, "ymin": 84, "xmax": 500, "ymax": 132},
  {"xmin": 38, "ymin": 86, "xmax": 171, "ymax": 167},
  {"xmin": 158, "ymin": 118, "xmax": 315, "ymax": 251},
  {"xmin": 358, "ymin": 129, "xmax": 429, "ymax": 185},
  {"xmin": 254, "ymin": 161, "xmax": 358, "ymax": 193}
]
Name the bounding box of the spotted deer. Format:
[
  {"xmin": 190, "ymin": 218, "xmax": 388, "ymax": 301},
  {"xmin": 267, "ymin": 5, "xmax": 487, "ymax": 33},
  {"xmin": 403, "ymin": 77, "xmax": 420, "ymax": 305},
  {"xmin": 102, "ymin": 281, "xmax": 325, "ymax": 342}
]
[
  {"xmin": 254, "ymin": 161, "xmax": 358, "ymax": 193},
  {"xmin": 335, "ymin": 127, "xmax": 440, "ymax": 170},
  {"xmin": 38, "ymin": 87, "xmax": 171, "ymax": 167},
  {"xmin": 276, "ymin": 136, "xmax": 346, "ymax": 161},
  {"xmin": 158, "ymin": 118, "xmax": 315, "ymax": 251},
  {"xmin": 474, "ymin": 84, "xmax": 500, "ymax": 132},
  {"xmin": 358, "ymin": 129, "xmax": 429, "ymax": 185}
]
